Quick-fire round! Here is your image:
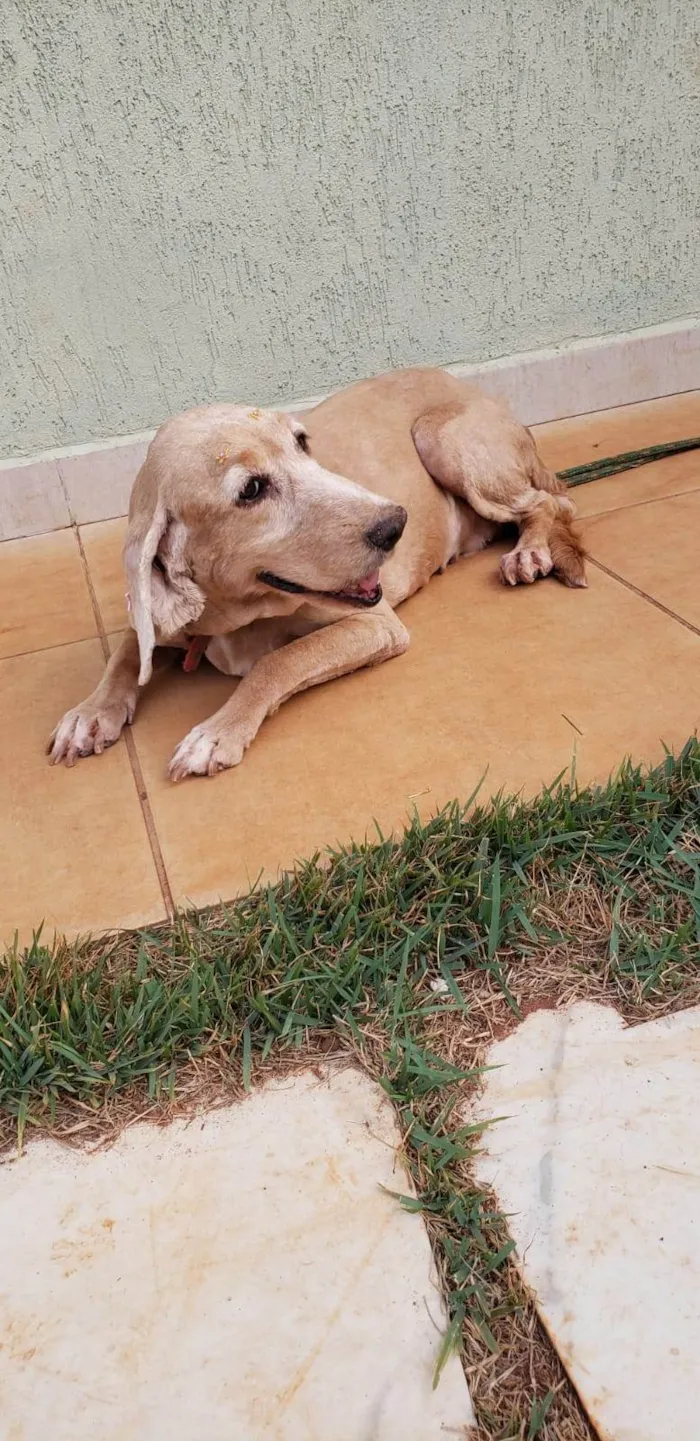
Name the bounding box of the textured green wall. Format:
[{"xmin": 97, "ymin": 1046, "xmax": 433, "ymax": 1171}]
[{"xmin": 1, "ymin": 0, "xmax": 698, "ymax": 457}]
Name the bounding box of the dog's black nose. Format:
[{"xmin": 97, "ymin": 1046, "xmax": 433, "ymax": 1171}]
[{"xmin": 366, "ymin": 506, "xmax": 407, "ymax": 553}]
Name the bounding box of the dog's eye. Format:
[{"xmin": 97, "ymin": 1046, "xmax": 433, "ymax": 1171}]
[
  {"xmin": 295, "ymin": 431, "xmax": 309, "ymax": 453},
  {"xmin": 238, "ymin": 475, "xmax": 268, "ymax": 504}
]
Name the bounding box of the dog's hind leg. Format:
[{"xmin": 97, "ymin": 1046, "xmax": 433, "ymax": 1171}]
[{"xmin": 412, "ymin": 397, "xmax": 586, "ymax": 587}]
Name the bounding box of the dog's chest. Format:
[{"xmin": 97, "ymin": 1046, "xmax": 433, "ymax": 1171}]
[{"xmin": 204, "ymin": 616, "xmax": 323, "ymax": 677}]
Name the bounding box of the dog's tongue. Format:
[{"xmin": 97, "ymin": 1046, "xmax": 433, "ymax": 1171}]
[{"xmin": 349, "ymin": 570, "xmax": 380, "ymax": 598}]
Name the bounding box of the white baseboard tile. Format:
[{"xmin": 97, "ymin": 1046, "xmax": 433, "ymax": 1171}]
[
  {"xmin": 0, "ymin": 458, "xmax": 70, "ymax": 542},
  {"xmin": 447, "ymin": 316, "xmax": 700, "ymax": 426},
  {"xmin": 57, "ymin": 437, "xmax": 151, "ymax": 528},
  {"xmin": 1, "ymin": 316, "xmax": 698, "ymax": 541}
]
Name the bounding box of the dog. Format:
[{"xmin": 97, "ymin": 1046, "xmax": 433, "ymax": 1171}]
[{"xmin": 49, "ymin": 367, "xmax": 586, "ymax": 779}]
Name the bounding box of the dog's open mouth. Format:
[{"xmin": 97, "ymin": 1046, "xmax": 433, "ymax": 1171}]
[{"xmin": 258, "ymin": 569, "xmax": 383, "ymax": 608}]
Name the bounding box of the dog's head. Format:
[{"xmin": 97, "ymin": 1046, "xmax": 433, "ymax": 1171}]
[{"xmin": 124, "ymin": 403, "xmax": 407, "ymax": 683}]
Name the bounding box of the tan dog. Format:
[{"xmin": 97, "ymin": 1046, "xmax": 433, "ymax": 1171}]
[{"xmin": 49, "ymin": 367, "xmax": 585, "ymax": 779}]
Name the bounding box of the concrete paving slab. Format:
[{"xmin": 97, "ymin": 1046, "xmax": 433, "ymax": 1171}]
[
  {"xmin": 0, "ymin": 1068, "xmax": 474, "ymax": 1440},
  {"xmin": 472, "ymin": 1001, "xmax": 700, "ymax": 1441}
]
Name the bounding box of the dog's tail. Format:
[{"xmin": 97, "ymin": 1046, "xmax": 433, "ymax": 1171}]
[
  {"xmin": 549, "ymin": 508, "xmax": 587, "ymax": 587},
  {"xmin": 529, "ymin": 452, "xmax": 587, "ymax": 588},
  {"xmin": 529, "ymin": 450, "xmax": 569, "ymax": 498}
]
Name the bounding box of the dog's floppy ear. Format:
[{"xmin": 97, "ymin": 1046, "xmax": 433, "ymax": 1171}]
[
  {"xmin": 123, "ymin": 460, "xmax": 205, "ymax": 686},
  {"xmin": 123, "ymin": 474, "xmax": 167, "ymax": 686}
]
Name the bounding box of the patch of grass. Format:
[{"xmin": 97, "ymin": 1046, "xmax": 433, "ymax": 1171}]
[{"xmin": 2, "ymin": 739, "xmax": 700, "ymax": 1439}]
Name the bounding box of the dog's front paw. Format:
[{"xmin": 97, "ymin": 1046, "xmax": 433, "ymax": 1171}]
[
  {"xmin": 500, "ymin": 544, "xmax": 553, "ymax": 586},
  {"xmin": 48, "ymin": 695, "xmax": 136, "ymax": 766},
  {"xmin": 167, "ymin": 721, "xmax": 249, "ymax": 781}
]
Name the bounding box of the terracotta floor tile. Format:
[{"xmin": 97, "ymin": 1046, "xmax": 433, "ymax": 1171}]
[
  {"xmin": 5, "ymin": 390, "xmax": 700, "ymax": 938},
  {"xmin": 533, "ymin": 391, "xmax": 700, "ymax": 518},
  {"xmin": 126, "ymin": 551, "xmax": 700, "ymax": 912},
  {"xmin": 571, "ymin": 451, "xmax": 700, "ymax": 521},
  {"xmin": 0, "ymin": 529, "xmax": 97, "ymax": 659},
  {"xmin": 0, "ymin": 640, "xmax": 166, "ymax": 947},
  {"xmin": 533, "ymin": 390, "xmax": 700, "ymax": 471},
  {"xmin": 79, "ymin": 518, "xmax": 128, "ymax": 633},
  {"xmin": 584, "ymin": 490, "xmax": 700, "ymax": 631}
]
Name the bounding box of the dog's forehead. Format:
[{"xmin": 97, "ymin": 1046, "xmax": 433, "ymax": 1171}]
[
  {"xmin": 213, "ymin": 434, "xmax": 282, "ymax": 475},
  {"xmin": 142, "ymin": 404, "xmax": 295, "ymax": 517},
  {"xmin": 209, "ymin": 409, "xmax": 290, "ymax": 469}
]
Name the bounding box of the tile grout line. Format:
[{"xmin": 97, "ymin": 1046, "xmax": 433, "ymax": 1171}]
[
  {"xmin": 581, "ymin": 481, "xmax": 700, "ymax": 522},
  {"xmin": 3, "ymin": 627, "xmax": 125, "ymax": 665},
  {"xmin": 74, "ymin": 525, "xmax": 176, "ymax": 919},
  {"xmin": 122, "ymin": 737, "xmax": 176, "ymax": 919},
  {"xmin": 587, "ymin": 556, "xmax": 700, "ymax": 639},
  {"xmin": 55, "ymin": 457, "xmax": 74, "ymax": 527}
]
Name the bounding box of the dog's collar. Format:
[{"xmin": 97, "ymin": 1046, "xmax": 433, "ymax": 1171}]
[{"xmin": 182, "ymin": 634, "xmax": 209, "ymax": 672}]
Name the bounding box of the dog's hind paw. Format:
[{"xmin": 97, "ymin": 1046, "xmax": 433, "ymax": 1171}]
[{"xmin": 500, "ymin": 544, "xmax": 553, "ymax": 586}]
